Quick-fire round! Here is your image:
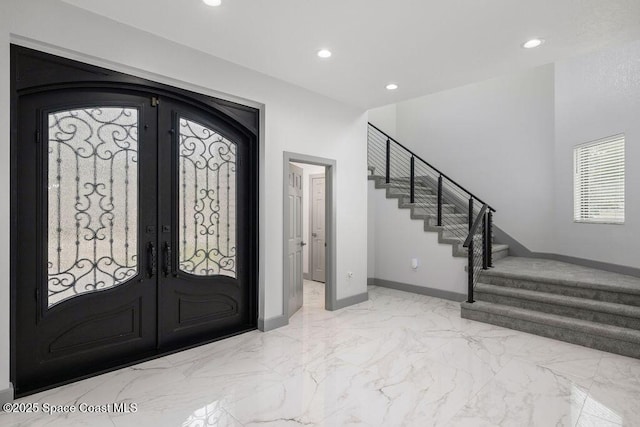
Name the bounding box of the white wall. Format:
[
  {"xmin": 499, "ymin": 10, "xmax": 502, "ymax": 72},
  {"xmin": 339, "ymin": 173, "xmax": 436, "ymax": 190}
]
[
  {"xmin": 369, "ymin": 181, "xmax": 467, "ymax": 294},
  {"xmin": 367, "ymin": 179, "xmax": 376, "ymax": 280},
  {"xmin": 395, "ymin": 65, "xmax": 556, "ymax": 253},
  {"xmin": 2, "ymin": 0, "xmax": 368, "ymax": 393},
  {"xmin": 0, "ymin": 2, "xmax": 10, "ymax": 397},
  {"xmin": 290, "ymin": 162, "xmax": 325, "ymax": 276},
  {"xmin": 368, "ymin": 104, "xmax": 397, "ymax": 138},
  {"xmin": 554, "ymin": 40, "xmax": 640, "ymax": 268},
  {"xmin": 366, "ymin": 105, "xmax": 397, "ymax": 279}
]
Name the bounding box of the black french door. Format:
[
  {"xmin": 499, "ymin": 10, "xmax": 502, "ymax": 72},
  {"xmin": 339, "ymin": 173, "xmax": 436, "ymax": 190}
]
[
  {"xmin": 11, "ymin": 46, "xmax": 258, "ymax": 396},
  {"xmin": 157, "ymin": 98, "xmax": 253, "ymax": 348}
]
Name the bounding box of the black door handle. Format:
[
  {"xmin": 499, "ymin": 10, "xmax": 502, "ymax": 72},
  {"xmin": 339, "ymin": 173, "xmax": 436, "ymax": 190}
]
[
  {"xmin": 163, "ymin": 242, "xmax": 172, "ymax": 277},
  {"xmin": 148, "ymin": 242, "xmax": 156, "ymax": 278}
]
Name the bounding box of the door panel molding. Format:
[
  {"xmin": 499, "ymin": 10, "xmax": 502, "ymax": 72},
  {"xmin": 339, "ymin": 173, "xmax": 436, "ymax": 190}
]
[
  {"xmin": 309, "ymin": 173, "xmax": 326, "ymax": 283},
  {"xmin": 287, "ymin": 163, "xmax": 304, "ymax": 316},
  {"xmin": 48, "ymin": 302, "xmax": 141, "ymax": 355}
]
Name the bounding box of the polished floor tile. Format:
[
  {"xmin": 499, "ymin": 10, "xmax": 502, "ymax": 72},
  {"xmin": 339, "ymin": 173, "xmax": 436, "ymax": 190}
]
[{"xmin": 3, "ymin": 281, "xmax": 640, "ymax": 426}]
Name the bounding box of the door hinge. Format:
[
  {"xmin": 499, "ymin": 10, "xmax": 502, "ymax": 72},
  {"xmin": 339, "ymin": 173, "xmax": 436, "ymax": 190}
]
[
  {"xmin": 35, "ymin": 287, "xmax": 40, "ymax": 301},
  {"xmin": 35, "ymin": 130, "xmax": 41, "ymax": 143},
  {"xmin": 151, "ymin": 96, "xmax": 160, "ymax": 107}
]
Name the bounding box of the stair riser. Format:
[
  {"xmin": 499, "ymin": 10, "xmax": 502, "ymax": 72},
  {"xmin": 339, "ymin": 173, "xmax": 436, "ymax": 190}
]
[
  {"xmin": 442, "ymin": 229, "xmax": 474, "ymax": 240},
  {"xmin": 386, "ymin": 184, "xmax": 433, "ymax": 191},
  {"xmin": 454, "ymin": 248, "xmax": 508, "ymax": 259},
  {"xmin": 480, "ymin": 275, "xmax": 640, "ymax": 307},
  {"xmin": 373, "ymin": 179, "xmax": 431, "ymax": 189},
  {"xmin": 411, "ymin": 205, "xmax": 456, "ymax": 215},
  {"xmin": 461, "ymin": 306, "xmax": 640, "ymax": 359},
  {"xmin": 390, "ymin": 193, "xmax": 437, "ymax": 203},
  {"xmin": 475, "ymin": 291, "xmax": 640, "ymax": 330},
  {"xmin": 492, "ymin": 248, "xmax": 509, "ymax": 262},
  {"xmin": 427, "ymin": 217, "xmax": 467, "ymax": 227},
  {"xmin": 442, "ymin": 229, "xmax": 496, "ymax": 239}
]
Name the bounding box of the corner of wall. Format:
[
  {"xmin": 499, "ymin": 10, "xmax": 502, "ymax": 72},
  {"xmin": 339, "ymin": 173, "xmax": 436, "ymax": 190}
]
[{"xmin": 0, "ymin": 384, "xmax": 14, "ymax": 404}]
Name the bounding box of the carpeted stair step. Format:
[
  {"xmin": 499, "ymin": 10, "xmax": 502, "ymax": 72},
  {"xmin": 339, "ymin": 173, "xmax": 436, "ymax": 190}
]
[
  {"xmin": 479, "ymin": 258, "xmax": 640, "ymax": 307},
  {"xmin": 452, "ymin": 243, "xmax": 509, "ymax": 260},
  {"xmin": 475, "ymin": 283, "xmax": 640, "ymax": 330},
  {"xmin": 461, "ymin": 300, "xmax": 640, "ymax": 359}
]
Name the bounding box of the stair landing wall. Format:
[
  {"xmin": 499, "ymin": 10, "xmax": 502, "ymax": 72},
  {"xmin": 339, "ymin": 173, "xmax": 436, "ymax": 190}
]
[{"xmin": 368, "ymin": 180, "xmax": 467, "ymax": 297}]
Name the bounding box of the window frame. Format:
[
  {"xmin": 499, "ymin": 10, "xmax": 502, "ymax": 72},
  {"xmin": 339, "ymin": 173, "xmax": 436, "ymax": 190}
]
[{"xmin": 573, "ymin": 134, "xmax": 625, "ymax": 225}]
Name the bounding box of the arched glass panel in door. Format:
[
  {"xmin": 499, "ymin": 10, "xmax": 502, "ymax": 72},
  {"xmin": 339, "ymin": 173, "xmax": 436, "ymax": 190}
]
[
  {"xmin": 178, "ymin": 117, "xmax": 237, "ymax": 278},
  {"xmin": 47, "ymin": 107, "xmax": 139, "ymax": 307}
]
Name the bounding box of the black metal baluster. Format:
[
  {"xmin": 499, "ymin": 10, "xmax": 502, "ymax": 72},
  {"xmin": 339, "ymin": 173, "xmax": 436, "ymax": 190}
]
[
  {"xmin": 487, "ymin": 210, "xmax": 493, "ymax": 268},
  {"xmin": 482, "ymin": 213, "xmax": 488, "ymax": 270},
  {"xmin": 410, "ymin": 156, "xmax": 415, "ymax": 204},
  {"xmin": 467, "ymin": 197, "xmax": 474, "ymax": 303},
  {"xmin": 385, "ymin": 138, "xmax": 390, "ymax": 184},
  {"xmin": 437, "ymin": 175, "xmax": 443, "ymax": 226}
]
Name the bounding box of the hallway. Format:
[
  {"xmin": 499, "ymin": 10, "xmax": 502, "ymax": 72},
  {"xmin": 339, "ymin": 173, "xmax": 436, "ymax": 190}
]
[{"xmin": 2, "ymin": 282, "xmax": 639, "ymax": 426}]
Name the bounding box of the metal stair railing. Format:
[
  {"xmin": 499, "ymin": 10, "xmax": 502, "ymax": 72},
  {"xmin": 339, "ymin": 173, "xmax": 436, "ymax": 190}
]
[{"xmin": 367, "ymin": 122, "xmax": 495, "ymax": 303}]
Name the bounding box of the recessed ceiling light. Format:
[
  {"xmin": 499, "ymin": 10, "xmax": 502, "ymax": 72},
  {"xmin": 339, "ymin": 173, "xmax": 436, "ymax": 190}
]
[
  {"xmin": 203, "ymin": 0, "xmax": 222, "ymax": 6},
  {"xmin": 522, "ymin": 38, "xmax": 544, "ymax": 49},
  {"xmin": 386, "ymin": 83, "xmax": 398, "ymax": 91},
  {"xmin": 317, "ymin": 49, "xmax": 332, "ymax": 58}
]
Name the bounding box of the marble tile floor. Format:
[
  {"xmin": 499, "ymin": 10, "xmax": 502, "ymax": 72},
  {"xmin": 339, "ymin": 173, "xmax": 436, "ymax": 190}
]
[{"xmin": 3, "ymin": 280, "xmax": 640, "ymax": 426}]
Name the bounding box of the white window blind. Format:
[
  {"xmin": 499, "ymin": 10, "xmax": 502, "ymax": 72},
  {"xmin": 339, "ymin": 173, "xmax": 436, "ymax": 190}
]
[{"xmin": 574, "ymin": 134, "xmax": 625, "ymax": 224}]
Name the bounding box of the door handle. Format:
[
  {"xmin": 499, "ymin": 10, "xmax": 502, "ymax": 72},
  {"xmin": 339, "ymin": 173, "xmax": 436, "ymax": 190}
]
[
  {"xmin": 148, "ymin": 242, "xmax": 156, "ymax": 278},
  {"xmin": 163, "ymin": 241, "xmax": 172, "ymax": 277},
  {"xmin": 300, "ymin": 241, "xmax": 307, "ymax": 247},
  {"xmin": 312, "ymin": 233, "xmax": 317, "ymax": 237}
]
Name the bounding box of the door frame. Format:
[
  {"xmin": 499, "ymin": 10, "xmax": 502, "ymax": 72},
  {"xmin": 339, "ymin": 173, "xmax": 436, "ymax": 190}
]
[
  {"xmin": 308, "ymin": 173, "xmax": 326, "ymax": 282},
  {"xmin": 282, "ymin": 152, "xmax": 337, "ymax": 316}
]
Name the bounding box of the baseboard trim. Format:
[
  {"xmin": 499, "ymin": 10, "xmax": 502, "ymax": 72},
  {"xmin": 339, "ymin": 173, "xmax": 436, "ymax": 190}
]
[
  {"xmin": 367, "ymin": 277, "xmax": 375, "ymax": 285},
  {"xmin": 258, "ymin": 315, "xmax": 288, "ymax": 332},
  {"xmin": 331, "ymin": 292, "xmax": 369, "ymax": 310},
  {"xmin": 371, "ymin": 278, "xmax": 466, "ymax": 302},
  {"xmin": 493, "ymin": 226, "xmax": 640, "ymax": 278},
  {"xmin": 0, "ymin": 384, "xmax": 14, "ymax": 404}
]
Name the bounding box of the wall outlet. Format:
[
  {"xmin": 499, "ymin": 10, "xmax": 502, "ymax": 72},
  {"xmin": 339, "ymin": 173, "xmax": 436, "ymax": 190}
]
[{"xmin": 411, "ymin": 258, "xmax": 419, "ymax": 270}]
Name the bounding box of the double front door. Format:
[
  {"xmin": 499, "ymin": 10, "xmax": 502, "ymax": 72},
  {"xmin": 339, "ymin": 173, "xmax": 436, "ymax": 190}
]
[{"xmin": 13, "ymin": 48, "xmax": 257, "ymax": 396}]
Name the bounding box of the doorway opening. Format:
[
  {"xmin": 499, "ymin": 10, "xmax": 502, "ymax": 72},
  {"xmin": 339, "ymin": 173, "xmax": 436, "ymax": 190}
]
[{"xmin": 283, "ymin": 153, "xmax": 336, "ymax": 319}]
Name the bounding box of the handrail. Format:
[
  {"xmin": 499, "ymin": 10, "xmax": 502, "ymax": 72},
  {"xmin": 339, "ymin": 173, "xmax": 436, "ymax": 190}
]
[
  {"xmin": 368, "ymin": 122, "xmax": 495, "ymax": 212},
  {"xmin": 463, "ymin": 203, "xmax": 489, "ymax": 248}
]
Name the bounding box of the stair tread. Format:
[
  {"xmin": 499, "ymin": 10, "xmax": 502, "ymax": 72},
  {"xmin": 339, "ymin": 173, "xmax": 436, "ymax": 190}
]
[
  {"xmin": 484, "ymin": 257, "xmax": 640, "ymax": 295},
  {"xmin": 462, "ymin": 300, "xmax": 640, "ymax": 343},
  {"xmin": 475, "ymin": 282, "xmax": 640, "ymax": 318}
]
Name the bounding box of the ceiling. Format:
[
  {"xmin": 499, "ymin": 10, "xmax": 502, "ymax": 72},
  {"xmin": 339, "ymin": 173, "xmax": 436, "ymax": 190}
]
[{"xmin": 62, "ymin": 0, "xmax": 640, "ymax": 109}]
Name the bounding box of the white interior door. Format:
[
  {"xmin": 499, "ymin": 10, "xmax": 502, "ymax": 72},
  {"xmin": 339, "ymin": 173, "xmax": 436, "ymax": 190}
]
[
  {"xmin": 311, "ymin": 175, "xmax": 326, "ymax": 282},
  {"xmin": 288, "ymin": 163, "xmax": 304, "ymax": 316}
]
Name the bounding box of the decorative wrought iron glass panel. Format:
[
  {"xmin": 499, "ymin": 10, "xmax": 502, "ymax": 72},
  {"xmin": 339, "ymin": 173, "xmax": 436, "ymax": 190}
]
[
  {"xmin": 178, "ymin": 117, "xmax": 237, "ymax": 277},
  {"xmin": 47, "ymin": 108, "xmax": 139, "ymax": 307}
]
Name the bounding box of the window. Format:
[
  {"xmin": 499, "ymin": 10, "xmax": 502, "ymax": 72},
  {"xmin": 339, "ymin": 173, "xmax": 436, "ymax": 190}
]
[{"xmin": 574, "ymin": 134, "xmax": 625, "ymax": 224}]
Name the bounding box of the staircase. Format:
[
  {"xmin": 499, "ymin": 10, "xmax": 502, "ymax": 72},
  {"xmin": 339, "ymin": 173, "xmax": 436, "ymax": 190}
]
[
  {"xmin": 367, "ymin": 122, "xmax": 507, "ymax": 278},
  {"xmin": 367, "ymin": 122, "xmax": 640, "ymax": 359},
  {"xmin": 367, "ymin": 172, "xmax": 509, "ymax": 261}
]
